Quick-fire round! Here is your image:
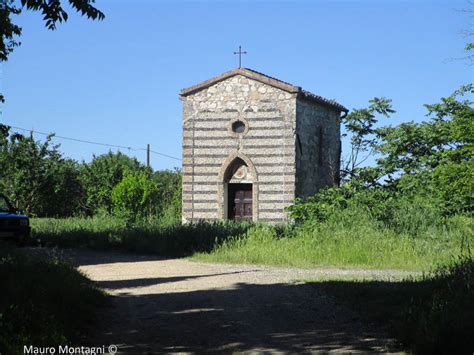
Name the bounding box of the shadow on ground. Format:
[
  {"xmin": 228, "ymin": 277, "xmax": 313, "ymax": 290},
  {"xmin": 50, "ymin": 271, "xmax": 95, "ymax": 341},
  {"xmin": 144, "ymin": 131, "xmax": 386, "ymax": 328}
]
[
  {"xmin": 92, "ymin": 280, "xmax": 404, "ymax": 353},
  {"xmin": 22, "ymin": 248, "xmax": 414, "ymax": 352},
  {"xmin": 312, "ymin": 279, "xmax": 429, "ymax": 328},
  {"xmin": 23, "ymin": 247, "xmax": 172, "ymax": 266},
  {"xmin": 96, "ymin": 271, "xmax": 256, "ymax": 290}
]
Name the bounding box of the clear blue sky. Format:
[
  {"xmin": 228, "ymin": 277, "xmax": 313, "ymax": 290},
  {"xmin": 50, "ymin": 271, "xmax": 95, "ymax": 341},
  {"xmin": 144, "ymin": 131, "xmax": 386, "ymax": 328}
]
[{"xmin": 1, "ymin": 0, "xmax": 472, "ymax": 170}]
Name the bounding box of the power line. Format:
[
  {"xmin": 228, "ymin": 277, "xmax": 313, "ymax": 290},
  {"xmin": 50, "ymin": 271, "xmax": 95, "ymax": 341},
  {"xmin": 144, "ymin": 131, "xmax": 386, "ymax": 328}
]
[
  {"xmin": 6, "ymin": 124, "xmax": 137, "ymax": 150},
  {"xmin": 148, "ymin": 149, "xmax": 181, "ymax": 161},
  {"xmin": 2, "ymin": 123, "xmax": 182, "ymax": 161}
]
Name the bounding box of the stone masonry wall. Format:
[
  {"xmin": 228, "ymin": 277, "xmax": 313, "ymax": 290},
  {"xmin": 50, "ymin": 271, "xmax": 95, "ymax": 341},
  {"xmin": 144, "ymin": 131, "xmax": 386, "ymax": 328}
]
[
  {"xmin": 181, "ymin": 74, "xmax": 297, "ymax": 223},
  {"xmin": 295, "ymin": 98, "xmax": 341, "ymax": 198}
]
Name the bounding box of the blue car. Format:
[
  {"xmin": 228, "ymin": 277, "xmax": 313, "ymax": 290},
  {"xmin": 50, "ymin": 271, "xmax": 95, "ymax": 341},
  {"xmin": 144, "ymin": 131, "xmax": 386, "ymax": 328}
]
[{"xmin": 0, "ymin": 193, "xmax": 30, "ymax": 245}]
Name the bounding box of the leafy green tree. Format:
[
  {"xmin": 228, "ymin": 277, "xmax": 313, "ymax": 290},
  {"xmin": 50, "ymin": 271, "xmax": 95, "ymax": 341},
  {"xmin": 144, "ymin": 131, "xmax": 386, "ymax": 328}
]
[
  {"xmin": 377, "ymin": 85, "xmax": 473, "ymax": 213},
  {"xmin": 431, "ymin": 160, "xmax": 473, "ymax": 214},
  {"xmin": 157, "ymin": 171, "xmax": 182, "ymax": 225},
  {"xmin": 341, "ymin": 97, "xmax": 395, "ymax": 183},
  {"xmin": 377, "ymin": 85, "xmax": 473, "ymax": 177},
  {"xmin": 112, "ymin": 171, "xmax": 159, "ymax": 223},
  {"xmin": 80, "ymin": 152, "xmax": 146, "ymax": 215},
  {"xmin": 290, "ymin": 85, "xmax": 473, "ymax": 225},
  {"xmin": 152, "ymin": 169, "xmax": 181, "ymax": 215},
  {"xmin": 0, "ymin": 127, "xmax": 82, "ymax": 216}
]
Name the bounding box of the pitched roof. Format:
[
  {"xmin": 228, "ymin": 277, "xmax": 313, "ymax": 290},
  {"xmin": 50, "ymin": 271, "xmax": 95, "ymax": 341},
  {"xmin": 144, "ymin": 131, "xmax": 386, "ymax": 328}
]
[{"xmin": 180, "ymin": 67, "xmax": 348, "ymax": 113}]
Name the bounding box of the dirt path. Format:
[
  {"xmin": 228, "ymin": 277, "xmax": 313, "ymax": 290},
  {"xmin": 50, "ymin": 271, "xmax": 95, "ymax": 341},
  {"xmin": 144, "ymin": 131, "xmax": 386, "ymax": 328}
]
[{"xmin": 60, "ymin": 249, "xmax": 413, "ymax": 353}]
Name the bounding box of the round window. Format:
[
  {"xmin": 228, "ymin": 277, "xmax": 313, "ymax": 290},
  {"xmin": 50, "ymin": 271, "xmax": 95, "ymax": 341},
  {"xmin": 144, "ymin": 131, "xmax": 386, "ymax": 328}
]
[{"xmin": 231, "ymin": 120, "xmax": 246, "ymax": 134}]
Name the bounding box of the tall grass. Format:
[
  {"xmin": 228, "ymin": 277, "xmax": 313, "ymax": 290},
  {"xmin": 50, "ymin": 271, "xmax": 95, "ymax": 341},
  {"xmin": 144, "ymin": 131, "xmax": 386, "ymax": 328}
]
[
  {"xmin": 195, "ymin": 206, "xmax": 473, "ymax": 271},
  {"xmin": 32, "ymin": 217, "xmax": 252, "ymax": 257},
  {"xmin": 31, "ymin": 205, "xmax": 473, "ymax": 271}
]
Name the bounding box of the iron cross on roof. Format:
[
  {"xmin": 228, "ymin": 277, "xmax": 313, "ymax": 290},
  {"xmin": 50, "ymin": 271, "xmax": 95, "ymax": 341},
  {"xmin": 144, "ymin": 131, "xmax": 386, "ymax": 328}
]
[{"xmin": 233, "ymin": 45, "xmax": 247, "ymax": 68}]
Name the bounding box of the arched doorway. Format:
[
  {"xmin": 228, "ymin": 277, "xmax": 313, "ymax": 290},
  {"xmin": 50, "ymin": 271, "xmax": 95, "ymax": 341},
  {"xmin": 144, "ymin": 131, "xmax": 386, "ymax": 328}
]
[{"xmin": 218, "ymin": 153, "xmax": 258, "ymax": 221}]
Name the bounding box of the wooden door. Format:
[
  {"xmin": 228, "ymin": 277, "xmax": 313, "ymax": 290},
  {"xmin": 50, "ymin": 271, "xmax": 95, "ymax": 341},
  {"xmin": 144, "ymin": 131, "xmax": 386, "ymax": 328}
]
[{"xmin": 228, "ymin": 184, "xmax": 252, "ymax": 221}]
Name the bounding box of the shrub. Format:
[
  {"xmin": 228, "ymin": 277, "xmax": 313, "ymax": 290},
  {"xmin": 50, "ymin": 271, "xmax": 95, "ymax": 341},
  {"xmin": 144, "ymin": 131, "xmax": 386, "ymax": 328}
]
[
  {"xmin": 158, "ymin": 175, "xmax": 182, "ymax": 226},
  {"xmin": 287, "ymin": 185, "xmax": 354, "ymax": 223},
  {"xmin": 80, "ymin": 152, "xmax": 146, "ymax": 215},
  {"xmin": 288, "ymin": 185, "xmax": 445, "ymax": 237},
  {"xmin": 112, "ymin": 171, "xmax": 159, "ymax": 223},
  {"xmin": 432, "ymin": 161, "xmax": 474, "ymax": 215}
]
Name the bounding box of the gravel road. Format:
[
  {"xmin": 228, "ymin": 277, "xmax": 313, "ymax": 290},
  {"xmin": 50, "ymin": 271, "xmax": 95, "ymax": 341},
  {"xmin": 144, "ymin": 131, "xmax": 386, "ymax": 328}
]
[{"xmin": 59, "ymin": 249, "xmax": 413, "ymax": 353}]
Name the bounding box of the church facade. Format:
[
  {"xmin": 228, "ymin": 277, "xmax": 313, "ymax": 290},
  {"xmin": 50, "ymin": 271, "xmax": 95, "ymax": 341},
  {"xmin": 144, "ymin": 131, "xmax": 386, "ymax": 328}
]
[{"xmin": 180, "ymin": 68, "xmax": 347, "ymax": 224}]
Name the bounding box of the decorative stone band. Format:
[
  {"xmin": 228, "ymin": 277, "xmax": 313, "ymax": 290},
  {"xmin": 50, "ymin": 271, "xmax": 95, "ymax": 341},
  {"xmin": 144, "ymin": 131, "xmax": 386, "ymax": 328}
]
[
  {"xmin": 183, "ymin": 135, "xmax": 293, "ymax": 141},
  {"xmin": 188, "ymin": 172, "xmax": 295, "ymax": 177},
  {"xmin": 183, "ymin": 127, "xmax": 228, "ymax": 132},
  {"xmin": 183, "ymin": 208, "xmax": 219, "ymax": 213},
  {"xmin": 182, "ymin": 163, "xmax": 221, "ymax": 167},
  {"xmin": 256, "ymin": 181, "xmax": 295, "ymax": 185},
  {"xmin": 182, "ymin": 199, "xmax": 216, "ymax": 204},
  {"xmin": 186, "ymin": 158, "xmax": 293, "ymax": 166},
  {"xmin": 183, "ymin": 172, "xmax": 218, "ymax": 176},
  {"xmin": 183, "ymin": 153, "xmax": 294, "ymax": 159},
  {"xmin": 259, "ymin": 207, "xmax": 291, "ymax": 212},
  {"xmin": 183, "ymin": 126, "xmax": 285, "ymax": 132},
  {"xmin": 259, "ymin": 199, "xmax": 294, "ymax": 204},
  {"xmin": 182, "ymin": 181, "xmax": 293, "ymax": 186},
  {"xmin": 182, "ymin": 163, "xmax": 293, "ymax": 167},
  {"xmin": 185, "ymin": 116, "xmax": 284, "ymax": 123},
  {"xmin": 183, "ymin": 217, "xmax": 288, "ymax": 224},
  {"xmin": 185, "ymin": 208, "xmax": 289, "ymax": 214},
  {"xmin": 183, "ymin": 198, "xmax": 293, "ymax": 203},
  {"xmin": 183, "ymin": 217, "xmax": 291, "ymax": 223},
  {"xmin": 182, "ymin": 143, "xmax": 294, "ymax": 149},
  {"xmin": 183, "ymin": 190, "xmax": 217, "ymax": 194},
  {"xmin": 256, "ymin": 190, "xmax": 294, "ymax": 195}
]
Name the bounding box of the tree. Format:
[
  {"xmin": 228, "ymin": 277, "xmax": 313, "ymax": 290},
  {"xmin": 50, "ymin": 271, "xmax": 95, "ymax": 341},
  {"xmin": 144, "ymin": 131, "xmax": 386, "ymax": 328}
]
[
  {"xmin": 152, "ymin": 169, "xmax": 181, "ymax": 212},
  {"xmin": 160, "ymin": 175, "xmax": 182, "ymax": 224},
  {"xmin": 112, "ymin": 171, "xmax": 159, "ymax": 223},
  {"xmin": 152, "ymin": 169, "xmax": 182, "ymax": 224},
  {"xmin": 341, "ymin": 97, "xmax": 395, "ymax": 183},
  {"xmin": 0, "ymin": 126, "xmax": 83, "ymax": 216},
  {"xmin": 377, "ymin": 85, "xmax": 473, "ymax": 175},
  {"xmin": 376, "ymin": 85, "xmax": 474, "ymax": 213},
  {"xmin": 0, "ymin": 0, "xmax": 104, "ymax": 102},
  {"xmin": 290, "ymin": 83, "xmax": 473, "ymax": 225},
  {"xmin": 79, "ymin": 152, "xmax": 146, "ymax": 215}
]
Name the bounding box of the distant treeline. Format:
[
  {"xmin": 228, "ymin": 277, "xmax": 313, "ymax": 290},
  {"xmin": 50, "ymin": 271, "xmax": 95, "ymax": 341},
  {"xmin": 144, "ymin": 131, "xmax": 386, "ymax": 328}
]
[
  {"xmin": 0, "ymin": 126, "xmax": 181, "ymax": 222},
  {"xmin": 1, "ymin": 85, "xmax": 472, "ymax": 224}
]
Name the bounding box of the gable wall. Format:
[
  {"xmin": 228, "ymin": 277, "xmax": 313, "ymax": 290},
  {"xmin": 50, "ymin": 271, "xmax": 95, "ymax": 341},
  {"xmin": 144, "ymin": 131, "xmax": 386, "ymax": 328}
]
[{"xmin": 182, "ymin": 74, "xmax": 297, "ymax": 223}]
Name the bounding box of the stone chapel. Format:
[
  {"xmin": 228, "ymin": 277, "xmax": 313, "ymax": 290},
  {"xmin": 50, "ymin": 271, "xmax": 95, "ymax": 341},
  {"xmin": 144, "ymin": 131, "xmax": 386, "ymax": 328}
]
[{"xmin": 180, "ymin": 68, "xmax": 347, "ymax": 224}]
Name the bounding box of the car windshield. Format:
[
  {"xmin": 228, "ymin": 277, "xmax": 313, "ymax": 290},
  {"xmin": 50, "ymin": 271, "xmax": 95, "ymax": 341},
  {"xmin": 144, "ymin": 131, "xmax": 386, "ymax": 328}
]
[{"xmin": 0, "ymin": 196, "xmax": 13, "ymax": 212}]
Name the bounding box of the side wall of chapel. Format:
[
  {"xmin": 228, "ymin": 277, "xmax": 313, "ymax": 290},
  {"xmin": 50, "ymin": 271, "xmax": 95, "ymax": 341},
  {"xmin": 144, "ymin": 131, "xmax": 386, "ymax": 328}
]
[{"xmin": 295, "ymin": 98, "xmax": 341, "ymax": 199}]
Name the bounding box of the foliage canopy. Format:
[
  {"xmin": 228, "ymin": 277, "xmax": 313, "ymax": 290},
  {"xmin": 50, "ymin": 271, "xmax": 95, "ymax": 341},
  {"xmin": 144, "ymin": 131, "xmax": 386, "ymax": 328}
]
[{"xmin": 289, "ymin": 85, "xmax": 473, "ymax": 223}]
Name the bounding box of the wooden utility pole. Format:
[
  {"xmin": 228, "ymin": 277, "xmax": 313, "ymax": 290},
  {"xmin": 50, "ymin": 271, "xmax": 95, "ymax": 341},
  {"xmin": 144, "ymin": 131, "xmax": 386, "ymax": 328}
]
[{"xmin": 146, "ymin": 144, "xmax": 150, "ymax": 167}]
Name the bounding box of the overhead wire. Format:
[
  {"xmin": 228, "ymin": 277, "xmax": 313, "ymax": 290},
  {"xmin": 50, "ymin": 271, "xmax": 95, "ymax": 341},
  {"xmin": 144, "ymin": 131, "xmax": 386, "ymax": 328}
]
[{"xmin": 1, "ymin": 123, "xmax": 182, "ymax": 161}]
